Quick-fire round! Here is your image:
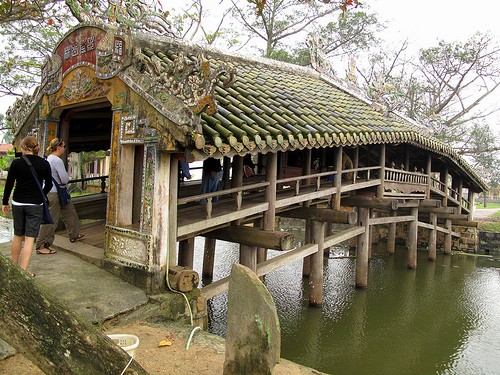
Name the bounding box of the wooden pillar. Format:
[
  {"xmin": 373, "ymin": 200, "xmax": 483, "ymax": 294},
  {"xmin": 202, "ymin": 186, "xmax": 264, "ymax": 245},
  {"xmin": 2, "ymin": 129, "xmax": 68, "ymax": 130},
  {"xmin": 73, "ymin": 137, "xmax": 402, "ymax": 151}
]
[
  {"xmin": 255, "ymin": 218, "xmax": 267, "ymax": 266},
  {"xmin": 428, "ymin": 213, "xmax": 437, "ymax": 261},
  {"xmin": 309, "ymin": 220, "xmax": 325, "ymax": 306},
  {"xmin": 263, "ymin": 152, "xmax": 278, "ymax": 231},
  {"xmin": 168, "ymin": 154, "xmax": 178, "ymax": 269},
  {"xmin": 352, "ymin": 146, "xmax": 359, "ymax": 184},
  {"xmin": 178, "ymin": 238, "xmax": 194, "ymax": 269},
  {"xmin": 152, "ymin": 153, "xmax": 175, "ymax": 290},
  {"xmin": 426, "ymin": 154, "xmax": 432, "ymax": 199},
  {"xmin": 377, "ymin": 144, "xmax": 386, "ymax": 198},
  {"xmin": 441, "ymin": 166, "xmax": 449, "ymax": 207},
  {"xmin": 457, "ymin": 179, "xmax": 463, "ymax": 214},
  {"xmin": 334, "ymin": 147, "xmax": 342, "ymax": 210},
  {"xmin": 468, "ymin": 189, "xmax": 475, "ymax": 221},
  {"xmin": 407, "ymin": 207, "xmax": 418, "ymax": 269},
  {"xmin": 303, "ymin": 219, "xmax": 312, "ymax": 277},
  {"xmin": 231, "ymin": 155, "xmax": 244, "ymax": 189},
  {"xmin": 202, "ymin": 238, "xmax": 216, "ymax": 278},
  {"xmin": 404, "ymin": 146, "xmax": 410, "ymax": 171},
  {"xmin": 240, "ymin": 244, "xmax": 257, "ymax": 273},
  {"xmin": 387, "ymin": 221, "xmax": 396, "ymax": 255},
  {"xmin": 355, "ymin": 207, "xmax": 370, "ymax": 288},
  {"xmin": 222, "ymin": 156, "xmax": 231, "ymax": 190},
  {"xmin": 444, "ymin": 219, "xmax": 452, "ymax": 255},
  {"xmin": 231, "ymin": 156, "xmax": 244, "ymax": 225},
  {"xmin": 304, "ymin": 148, "xmax": 312, "ymax": 186}
]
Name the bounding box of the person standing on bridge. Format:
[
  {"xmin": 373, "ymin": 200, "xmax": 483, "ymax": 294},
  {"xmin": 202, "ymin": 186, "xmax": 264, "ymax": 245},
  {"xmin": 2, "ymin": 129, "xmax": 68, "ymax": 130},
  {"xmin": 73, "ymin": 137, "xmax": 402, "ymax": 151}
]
[
  {"xmin": 2, "ymin": 136, "xmax": 53, "ymax": 276},
  {"xmin": 36, "ymin": 138, "xmax": 84, "ymax": 253}
]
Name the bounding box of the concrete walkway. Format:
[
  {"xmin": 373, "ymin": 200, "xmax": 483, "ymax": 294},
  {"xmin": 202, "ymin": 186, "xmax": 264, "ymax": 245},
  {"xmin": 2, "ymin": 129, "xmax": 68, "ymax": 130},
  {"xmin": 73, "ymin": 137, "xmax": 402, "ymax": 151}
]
[{"xmin": 0, "ymin": 218, "xmax": 148, "ymax": 324}]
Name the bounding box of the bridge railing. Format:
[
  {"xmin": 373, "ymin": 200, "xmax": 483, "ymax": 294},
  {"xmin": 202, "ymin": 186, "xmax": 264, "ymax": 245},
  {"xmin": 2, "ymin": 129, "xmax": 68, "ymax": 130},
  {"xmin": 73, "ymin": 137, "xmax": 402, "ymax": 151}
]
[
  {"xmin": 69, "ymin": 175, "xmax": 109, "ymax": 194},
  {"xmin": 385, "ymin": 168, "xmax": 428, "ymax": 185}
]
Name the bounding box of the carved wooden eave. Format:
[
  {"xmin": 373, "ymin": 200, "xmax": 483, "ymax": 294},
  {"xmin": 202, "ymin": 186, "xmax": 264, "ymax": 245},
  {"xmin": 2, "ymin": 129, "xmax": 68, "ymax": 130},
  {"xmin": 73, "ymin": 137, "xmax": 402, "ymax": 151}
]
[{"xmin": 9, "ymin": 22, "xmax": 233, "ymax": 152}]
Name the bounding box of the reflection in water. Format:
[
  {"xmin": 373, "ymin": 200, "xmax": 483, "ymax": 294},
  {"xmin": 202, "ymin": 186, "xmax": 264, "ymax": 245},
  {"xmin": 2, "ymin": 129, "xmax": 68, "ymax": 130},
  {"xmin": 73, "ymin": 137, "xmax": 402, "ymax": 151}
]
[{"xmin": 192, "ymin": 236, "xmax": 500, "ymax": 375}]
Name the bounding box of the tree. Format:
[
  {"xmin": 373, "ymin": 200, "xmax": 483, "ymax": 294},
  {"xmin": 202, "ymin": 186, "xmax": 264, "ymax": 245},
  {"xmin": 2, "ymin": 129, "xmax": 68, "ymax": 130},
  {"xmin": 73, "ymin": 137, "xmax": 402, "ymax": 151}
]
[
  {"xmin": 0, "ymin": 146, "xmax": 14, "ymax": 172},
  {"xmin": 230, "ymin": 0, "xmax": 342, "ymax": 58},
  {"xmin": 417, "ymin": 33, "xmax": 500, "ymax": 131},
  {"xmin": 264, "ymin": 8, "xmax": 383, "ymax": 66},
  {"xmin": 356, "ymin": 34, "xmax": 500, "ymax": 184},
  {"xmin": 0, "ymin": 17, "xmax": 72, "ymax": 98}
]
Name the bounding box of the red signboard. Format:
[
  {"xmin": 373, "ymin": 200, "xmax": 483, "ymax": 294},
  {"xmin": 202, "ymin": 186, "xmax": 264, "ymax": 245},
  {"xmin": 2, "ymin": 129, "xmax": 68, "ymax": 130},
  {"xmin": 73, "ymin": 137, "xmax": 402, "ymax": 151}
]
[{"xmin": 56, "ymin": 27, "xmax": 107, "ymax": 76}]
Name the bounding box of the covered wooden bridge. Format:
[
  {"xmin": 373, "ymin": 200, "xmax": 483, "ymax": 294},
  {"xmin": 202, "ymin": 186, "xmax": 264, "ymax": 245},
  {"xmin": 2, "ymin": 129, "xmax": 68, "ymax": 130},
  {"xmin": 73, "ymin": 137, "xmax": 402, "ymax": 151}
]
[{"xmin": 8, "ymin": 22, "xmax": 487, "ymax": 312}]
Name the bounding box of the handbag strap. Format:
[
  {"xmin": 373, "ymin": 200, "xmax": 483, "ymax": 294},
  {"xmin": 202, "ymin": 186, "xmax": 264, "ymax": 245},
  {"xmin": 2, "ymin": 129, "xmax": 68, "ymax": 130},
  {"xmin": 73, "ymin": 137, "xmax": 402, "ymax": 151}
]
[
  {"xmin": 21, "ymin": 155, "xmax": 47, "ymax": 201},
  {"xmin": 52, "ymin": 177, "xmax": 64, "ymax": 190}
]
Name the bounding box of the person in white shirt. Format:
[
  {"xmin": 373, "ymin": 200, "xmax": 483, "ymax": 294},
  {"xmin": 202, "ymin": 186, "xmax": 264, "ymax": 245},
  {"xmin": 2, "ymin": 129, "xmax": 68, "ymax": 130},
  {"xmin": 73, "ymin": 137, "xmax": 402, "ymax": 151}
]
[{"xmin": 36, "ymin": 138, "xmax": 84, "ymax": 252}]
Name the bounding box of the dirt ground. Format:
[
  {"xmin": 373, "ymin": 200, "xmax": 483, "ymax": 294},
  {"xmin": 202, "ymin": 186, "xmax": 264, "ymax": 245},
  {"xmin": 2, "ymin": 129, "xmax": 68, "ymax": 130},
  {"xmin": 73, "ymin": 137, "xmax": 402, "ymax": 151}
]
[{"xmin": 0, "ymin": 320, "xmax": 323, "ymax": 374}]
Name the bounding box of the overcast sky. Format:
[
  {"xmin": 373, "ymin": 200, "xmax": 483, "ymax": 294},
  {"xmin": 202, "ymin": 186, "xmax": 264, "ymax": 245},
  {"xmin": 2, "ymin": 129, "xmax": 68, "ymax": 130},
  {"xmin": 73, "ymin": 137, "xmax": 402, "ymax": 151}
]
[
  {"xmin": 1, "ymin": 0, "xmax": 499, "ymax": 125},
  {"xmin": 372, "ymin": 0, "xmax": 500, "ymax": 50}
]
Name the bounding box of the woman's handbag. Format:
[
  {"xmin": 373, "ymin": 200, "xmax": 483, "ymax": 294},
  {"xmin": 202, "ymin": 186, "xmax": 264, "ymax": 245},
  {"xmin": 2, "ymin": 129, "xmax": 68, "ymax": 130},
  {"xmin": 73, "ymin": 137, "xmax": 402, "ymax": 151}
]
[
  {"xmin": 21, "ymin": 156, "xmax": 54, "ymax": 224},
  {"xmin": 52, "ymin": 177, "xmax": 71, "ymax": 207}
]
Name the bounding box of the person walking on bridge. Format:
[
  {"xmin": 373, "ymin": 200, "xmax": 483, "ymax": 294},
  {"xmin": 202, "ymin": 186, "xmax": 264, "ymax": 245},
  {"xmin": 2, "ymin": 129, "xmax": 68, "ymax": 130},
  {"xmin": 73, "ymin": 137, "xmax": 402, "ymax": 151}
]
[
  {"xmin": 2, "ymin": 136, "xmax": 53, "ymax": 276},
  {"xmin": 36, "ymin": 138, "xmax": 84, "ymax": 253}
]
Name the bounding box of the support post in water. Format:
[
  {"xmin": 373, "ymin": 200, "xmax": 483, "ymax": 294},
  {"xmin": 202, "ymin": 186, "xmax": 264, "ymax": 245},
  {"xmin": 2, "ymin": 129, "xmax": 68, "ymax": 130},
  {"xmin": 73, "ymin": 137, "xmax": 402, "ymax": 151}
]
[
  {"xmin": 309, "ymin": 220, "xmax": 326, "ymax": 306},
  {"xmin": 356, "ymin": 207, "xmax": 370, "ymax": 288}
]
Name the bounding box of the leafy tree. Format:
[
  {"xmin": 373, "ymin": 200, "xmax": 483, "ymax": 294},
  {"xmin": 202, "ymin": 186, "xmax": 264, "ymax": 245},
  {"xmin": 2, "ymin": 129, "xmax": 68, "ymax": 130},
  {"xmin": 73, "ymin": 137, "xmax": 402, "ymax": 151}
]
[
  {"xmin": 417, "ymin": 33, "xmax": 500, "ymax": 130},
  {"xmin": 230, "ymin": 0, "xmax": 342, "ymax": 58},
  {"xmin": 0, "ymin": 147, "xmax": 15, "ymax": 172},
  {"xmin": 0, "ymin": 2, "xmax": 74, "ymax": 99},
  {"xmin": 356, "ymin": 34, "xmax": 500, "ymax": 184}
]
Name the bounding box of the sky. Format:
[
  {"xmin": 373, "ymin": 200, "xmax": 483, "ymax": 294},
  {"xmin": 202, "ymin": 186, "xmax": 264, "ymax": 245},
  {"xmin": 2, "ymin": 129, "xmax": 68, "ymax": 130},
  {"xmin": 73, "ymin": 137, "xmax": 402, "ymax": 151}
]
[{"xmin": 1, "ymin": 0, "xmax": 500, "ymax": 126}]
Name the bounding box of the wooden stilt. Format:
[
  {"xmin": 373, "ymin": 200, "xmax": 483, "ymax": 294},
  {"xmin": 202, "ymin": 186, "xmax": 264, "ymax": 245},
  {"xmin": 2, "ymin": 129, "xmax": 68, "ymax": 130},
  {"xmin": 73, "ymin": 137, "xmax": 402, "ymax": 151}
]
[
  {"xmin": 334, "ymin": 147, "xmax": 342, "ymax": 210},
  {"xmin": 178, "ymin": 238, "xmax": 194, "ymax": 269},
  {"xmin": 377, "ymin": 144, "xmax": 386, "ymax": 198},
  {"xmin": 240, "ymin": 244, "xmax": 257, "ymax": 273},
  {"xmin": 387, "ymin": 221, "xmax": 396, "ymax": 255},
  {"xmin": 428, "ymin": 213, "xmax": 437, "ymax": 261},
  {"xmin": 355, "ymin": 207, "xmax": 370, "ymax": 288},
  {"xmin": 202, "ymin": 237, "xmax": 216, "ymax": 278},
  {"xmin": 407, "ymin": 207, "xmax": 418, "ymax": 269},
  {"xmin": 444, "ymin": 219, "xmax": 452, "ymax": 254},
  {"xmin": 255, "ymin": 218, "xmax": 267, "ymax": 266},
  {"xmin": 309, "ymin": 220, "xmax": 325, "ymax": 306},
  {"xmin": 303, "ymin": 219, "xmax": 312, "ymax": 277},
  {"xmin": 168, "ymin": 155, "xmax": 178, "ymax": 270}
]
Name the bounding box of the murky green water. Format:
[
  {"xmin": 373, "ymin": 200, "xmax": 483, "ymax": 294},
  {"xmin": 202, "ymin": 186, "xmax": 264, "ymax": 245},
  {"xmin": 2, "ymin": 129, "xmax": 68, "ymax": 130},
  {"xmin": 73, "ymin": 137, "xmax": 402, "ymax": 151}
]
[{"xmin": 192, "ymin": 237, "xmax": 500, "ymax": 375}]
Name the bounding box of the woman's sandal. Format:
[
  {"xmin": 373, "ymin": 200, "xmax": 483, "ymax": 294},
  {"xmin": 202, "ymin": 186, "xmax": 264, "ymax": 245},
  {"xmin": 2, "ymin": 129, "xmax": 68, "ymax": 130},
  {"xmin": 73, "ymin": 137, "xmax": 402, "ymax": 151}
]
[
  {"xmin": 36, "ymin": 248, "xmax": 57, "ymax": 255},
  {"xmin": 27, "ymin": 271, "xmax": 36, "ymax": 277},
  {"xmin": 69, "ymin": 233, "xmax": 85, "ymax": 243}
]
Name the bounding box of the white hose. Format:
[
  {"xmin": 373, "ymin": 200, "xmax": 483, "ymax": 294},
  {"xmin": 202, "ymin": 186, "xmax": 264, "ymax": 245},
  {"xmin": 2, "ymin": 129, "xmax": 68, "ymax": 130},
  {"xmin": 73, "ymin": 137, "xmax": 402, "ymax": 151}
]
[{"xmin": 186, "ymin": 326, "xmax": 202, "ymax": 350}]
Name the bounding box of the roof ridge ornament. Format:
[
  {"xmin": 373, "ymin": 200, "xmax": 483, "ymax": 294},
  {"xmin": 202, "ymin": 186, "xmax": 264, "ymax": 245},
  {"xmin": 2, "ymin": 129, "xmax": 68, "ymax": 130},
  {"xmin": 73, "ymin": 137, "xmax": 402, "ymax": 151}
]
[
  {"xmin": 130, "ymin": 48, "xmax": 236, "ymax": 116},
  {"xmin": 307, "ymin": 33, "xmax": 336, "ymax": 78},
  {"xmin": 65, "ymin": 0, "xmax": 174, "ymax": 36}
]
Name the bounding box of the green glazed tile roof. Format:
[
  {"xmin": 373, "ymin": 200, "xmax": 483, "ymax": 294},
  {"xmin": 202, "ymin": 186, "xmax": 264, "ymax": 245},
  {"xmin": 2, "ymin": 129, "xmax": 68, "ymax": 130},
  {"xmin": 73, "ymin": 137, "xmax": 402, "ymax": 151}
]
[{"xmin": 132, "ymin": 38, "xmax": 487, "ymax": 192}]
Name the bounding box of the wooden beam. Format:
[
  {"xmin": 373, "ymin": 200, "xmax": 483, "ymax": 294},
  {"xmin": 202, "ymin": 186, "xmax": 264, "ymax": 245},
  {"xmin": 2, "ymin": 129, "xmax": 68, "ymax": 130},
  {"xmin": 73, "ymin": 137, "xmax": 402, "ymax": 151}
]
[
  {"xmin": 453, "ymin": 220, "xmax": 479, "ymax": 227},
  {"xmin": 323, "ymin": 226, "xmax": 365, "ymax": 249},
  {"xmin": 370, "ymin": 215, "xmax": 415, "ymax": 226},
  {"xmin": 420, "ymin": 199, "xmax": 442, "ymax": 208},
  {"xmin": 436, "ymin": 213, "xmax": 469, "ymax": 221},
  {"xmin": 201, "ymin": 244, "xmax": 318, "ymax": 299},
  {"xmin": 397, "ymin": 199, "xmax": 441, "ymax": 209},
  {"xmin": 342, "ymin": 195, "xmax": 399, "ymax": 210},
  {"xmin": 277, "ymin": 207, "xmax": 357, "ymax": 224},
  {"xmin": 204, "ymin": 225, "xmax": 295, "ymax": 251},
  {"xmin": 418, "ymin": 206, "xmax": 455, "ymax": 214},
  {"xmin": 257, "ymin": 244, "xmax": 318, "ymax": 278}
]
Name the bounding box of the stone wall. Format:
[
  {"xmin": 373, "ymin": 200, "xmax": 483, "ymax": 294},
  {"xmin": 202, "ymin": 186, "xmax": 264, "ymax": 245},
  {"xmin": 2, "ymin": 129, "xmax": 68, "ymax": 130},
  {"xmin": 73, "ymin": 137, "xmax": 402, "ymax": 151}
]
[
  {"xmin": 453, "ymin": 226, "xmax": 478, "ymax": 253},
  {"xmin": 478, "ymin": 232, "xmax": 500, "ymax": 254},
  {"xmin": 375, "ymin": 223, "xmax": 479, "ymax": 253}
]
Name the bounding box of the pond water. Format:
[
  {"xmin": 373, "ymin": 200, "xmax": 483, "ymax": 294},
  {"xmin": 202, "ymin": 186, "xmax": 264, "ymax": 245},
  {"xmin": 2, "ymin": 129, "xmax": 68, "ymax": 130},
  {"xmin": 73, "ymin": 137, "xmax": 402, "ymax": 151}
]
[{"xmin": 191, "ymin": 235, "xmax": 500, "ymax": 375}]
